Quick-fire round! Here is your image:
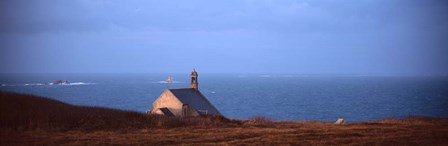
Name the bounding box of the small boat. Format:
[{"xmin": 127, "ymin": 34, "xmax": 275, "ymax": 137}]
[{"xmin": 165, "ymin": 75, "xmax": 173, "ymax": 83}]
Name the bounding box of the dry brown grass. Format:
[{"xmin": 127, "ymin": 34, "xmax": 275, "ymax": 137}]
[{"xmin": 1, "ymin": 91, "xmax": 448, "ymax": 145}]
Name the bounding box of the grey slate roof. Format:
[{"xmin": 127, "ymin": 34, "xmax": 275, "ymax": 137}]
[
  {"xmin": 159, "ymin": 107, "xmax": 175, "ymax": 117},
  {"xmin": 168, "ymin": 88, "xmax": 221, "ymax": 116}
]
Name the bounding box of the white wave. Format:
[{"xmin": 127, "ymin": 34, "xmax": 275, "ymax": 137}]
[
  {"xmin": 259, "ymin": 75, "xmax": 271, "ymax": 78},
  {"xmin": 0, "ymin": 82, "xmax": 96, "ymax": 87},
  {"xmin": 153, "ymin": 81, "xmax": 182, "ymax": 84},
  {"xmin": 24, "ymin": 83, "xmax": 45, "ymax": 86},
  {"xmin": 62, "ymin": 82, "xmax": 96, "ymax": 85},
  {"xmin": 0, "ymin": 83, "xmax": 45, "ymax": 86}
]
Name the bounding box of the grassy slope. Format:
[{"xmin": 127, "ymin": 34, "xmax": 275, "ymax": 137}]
[{"xmin": 1, "ymin": 91, "xmax": 448, "ymax": 145}]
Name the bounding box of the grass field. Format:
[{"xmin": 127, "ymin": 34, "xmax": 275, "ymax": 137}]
[{"xmin": 1, "ymin": 92, "xmax": 447, "ymax": 145}]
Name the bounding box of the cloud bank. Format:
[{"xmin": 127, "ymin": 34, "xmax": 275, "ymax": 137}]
[{"xmin": 1, "ymin": 0, "xmax": 447, "ymax": 75}]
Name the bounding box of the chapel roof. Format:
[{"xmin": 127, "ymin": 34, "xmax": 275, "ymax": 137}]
[{"xmin": 168, "ymin": 88, "xmax": 221, "ymax": 115}]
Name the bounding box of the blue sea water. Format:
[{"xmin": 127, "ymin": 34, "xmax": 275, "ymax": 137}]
[{"xmin": 1, "ymin": 73, "xmax": 447, "ymax": 122}]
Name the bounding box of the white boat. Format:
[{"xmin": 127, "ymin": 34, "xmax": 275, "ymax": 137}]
[{"xmin": 165, "ymin": 75, "xmax": 173, "ymax": 83}]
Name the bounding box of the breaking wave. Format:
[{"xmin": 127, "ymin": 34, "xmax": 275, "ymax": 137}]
[
  {"xmin": 153, "ymin": 81, "xmax": 182, "ymax": 84},
  {"xmin": 1, "ymin": 82, "xmax": 96, "ymax": 87},
  {"xmin": 259, "ymin": 75, "xmax": 271, "ymax": 78},
  {"xmin": 64, "ymin": 82, "xmax": 96, "ymax": 85}
]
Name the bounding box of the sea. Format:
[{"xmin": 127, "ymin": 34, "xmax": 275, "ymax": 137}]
[{"xmin": 1, "ymin": 73, "xmax": 447, "ymax": 122}]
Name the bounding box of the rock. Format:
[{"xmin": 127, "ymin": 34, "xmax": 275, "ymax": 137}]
[
  {"xmin": 52, "ymin": 80, "xmax": 70, "ymax": 85},
  {"xmin": 53, "ymin": 80, "xmax": 64, "ymax": 85},
  {"xmin": 335, "ymin": 118, "xmax": 345, "ymax": 125}
]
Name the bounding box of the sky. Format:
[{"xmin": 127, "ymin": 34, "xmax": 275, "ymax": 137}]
[{"xmin": 0, "ymin": 0, "xmax": 447, "ymax": 75}]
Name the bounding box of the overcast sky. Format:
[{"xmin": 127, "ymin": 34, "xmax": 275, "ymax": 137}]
[{"xmin": 1, "ymin": 0, "xmax": 447, "ymax": 75}]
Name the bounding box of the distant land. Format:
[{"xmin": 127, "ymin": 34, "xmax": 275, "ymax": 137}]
[{"xmin": 1, "ymin": 91, "xmax": 447, "ymax": 145}]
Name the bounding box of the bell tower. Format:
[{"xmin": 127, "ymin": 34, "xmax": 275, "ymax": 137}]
[{"xmin": 190, "ymin": 69, "xmax": 199, "ymax": 90}]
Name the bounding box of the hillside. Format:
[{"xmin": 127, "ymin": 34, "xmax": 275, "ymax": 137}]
[{"xmin": 1, "ymin": 91, "xmax": 448, "ymax": 145}]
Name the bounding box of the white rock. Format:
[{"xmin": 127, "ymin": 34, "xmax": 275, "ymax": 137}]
[{"xmin": 335, "ymin": 118, "xmax": 345, "ymax": 125}]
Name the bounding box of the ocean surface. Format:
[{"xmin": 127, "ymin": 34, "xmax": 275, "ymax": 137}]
[{"xmin": 1, "ymin": 73, "xmax": 447, "ymax": 122}]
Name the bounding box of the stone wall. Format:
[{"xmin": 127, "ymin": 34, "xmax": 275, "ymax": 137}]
[{"xmin": 152, "ymin": 89, "xmax": 183, "ymax": 116}]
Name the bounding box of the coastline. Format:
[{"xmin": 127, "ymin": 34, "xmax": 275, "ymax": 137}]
[{"xmin": 1, "ymin": 91, "xmax": 447, "ymax": 145}]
